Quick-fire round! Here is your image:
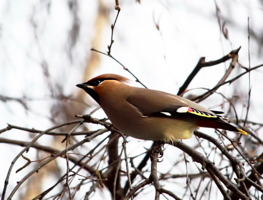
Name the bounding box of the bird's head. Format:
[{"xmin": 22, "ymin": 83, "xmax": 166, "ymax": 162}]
[{"xmin": 76, "ymin": 74, "xmax": 130, "ymax": 104}]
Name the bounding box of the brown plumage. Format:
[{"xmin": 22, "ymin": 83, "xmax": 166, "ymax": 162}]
[{"xmin": 76, "ymin": 74, "xmax": 247, "ymax": 141}]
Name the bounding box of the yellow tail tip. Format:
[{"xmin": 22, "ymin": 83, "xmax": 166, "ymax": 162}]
[{"xmin": 237, "ymin": 128, "xmax": 248, "ymax": 135}]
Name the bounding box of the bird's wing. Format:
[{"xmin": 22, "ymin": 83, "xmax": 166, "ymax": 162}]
[{"xmin": 127, "ymin": 87, "xmax": 218, "ymax": 119}]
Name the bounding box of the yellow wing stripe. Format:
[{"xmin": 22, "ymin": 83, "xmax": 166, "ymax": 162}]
[{"xmin": 188, "ymin": 109, "xmax": 217, "ymax": 118}]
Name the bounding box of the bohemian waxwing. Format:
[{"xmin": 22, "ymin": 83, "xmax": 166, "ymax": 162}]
[{"xmin": 76, "ymin": 74, "xmax": 247, "ymax": 141}]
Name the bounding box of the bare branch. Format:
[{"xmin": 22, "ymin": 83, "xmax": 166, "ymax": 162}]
[
  {"xmin": 169, "ymin": 141, "xmax": 250, "ymax": 200},
  {"xmin": 177, "ymin": 47, "xmax": 241, "ymax": 96}
]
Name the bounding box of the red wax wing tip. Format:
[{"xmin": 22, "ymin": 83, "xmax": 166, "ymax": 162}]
[{"xmin": 188, "ymin": 108, "xmax": 194, "ymax": 112}]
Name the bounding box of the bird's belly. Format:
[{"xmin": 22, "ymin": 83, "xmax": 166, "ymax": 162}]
[{"xmin": 111, "ymin": 115, "xmax": 197, "ymax": 141}]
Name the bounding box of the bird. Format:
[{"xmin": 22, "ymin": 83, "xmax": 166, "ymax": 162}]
[{"xmin": 76, "ymin": 74, "xmax": 247, "ymax": 141}]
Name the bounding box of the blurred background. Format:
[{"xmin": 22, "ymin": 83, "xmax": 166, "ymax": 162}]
[{"xmin": 1, "ymin": 0, "xmax": 263, "ymax": 199}]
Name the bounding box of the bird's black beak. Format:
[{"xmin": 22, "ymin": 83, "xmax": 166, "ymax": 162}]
[
  {"xmin": 76, "ymin": 83, "xmax": 87, "ymax": 89},
  {"xmin": 76, "ymin": 83, "xmax": 100, "ymax": 104},
  {"xmin": 76, "ymin": 83, "xmax": 94, "ymax": 93}
]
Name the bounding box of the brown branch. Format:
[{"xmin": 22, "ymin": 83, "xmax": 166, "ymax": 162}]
[
  {"xmin": 125, "ymin": 143, "xmax": 182, "ymax": 200},
  {"xmin": 206, "ymin": 167, "xmax": 231, "ymax": 200},
  {"xmin": 229, "ymin": 162, "xmax": 263, "ymax": 200},
  {"xmin": 1, "ymin": 120, "xmax": 83, "ymax": 200},
  {"xmin": 160, "ymin": 171, "xmax": 210, "ymax": 180},
  {"xmin": 33, "ymin": 137, "xmax": 110, "ymax": 200},
  {"xmin": 150, "ymin": 144, "xmax": 161, "ymax": 199},
  {"xmin": 169, "ymin": 141, "xmax": 249, "ymax": 200},
  {"xmin": 177, "ymin": 47, "xmax": 241, "ymax": 96},
  {"xmin": 158, "ymin": 188, "xmax": 182, "ymax": 200},
  {"xmin": 105, "ymin": 132, "xmax": 121, "ymax": 199},
  {"xmin": 4, "ymin": 129, "xmax": 105, "ymax": 200},
  {"xmin": 91, "ymin": 48, "xmax": 148, "ymax": 89},
  {"xmin": 0, "ymin": 136, "xmax": 102, "ymax": 174},
  {"xmin": 90, "ymin": 1, "xmax": 148, "ymax": 89},
  {"xmin": 194, "ymin": 130, "xmax": 249, "ymax": 196},
  {"xmin": 193, "ymin": 48, "xmax": 240, "ymax": 102},
  {"xmin": 107, "ymin": 5, "xmax": 120, "ymax": 55},
  {"xmin": 229, "ymin": 157, "xmax": 263, "ymax": 199},
  {"xmin": 149, "ymin": 143, "xmax": 182, "ymax": 200},
  {"xmin": 244, "ymin": 17, "xmax": 252, "ymax": 126},
  {"xmin": 124, "ymin": 179, "xmax": 152, "ymax": 200},
  {"xmin": 123, "ymin": 143, "xmax": 152, "ymax": 194},
  {"xmin": 194, "ymin": 131, "xmax": 241, "ymax": 166},
  {"xmin": 1, "ymin": 129, "xmax": 107, "ymax": 200},
  {"xmin": 192, "ymin": 63, "xmax": 263, "ymax": 102},
  {"xmin": 219, "ymin": 130, "xmax": 262, "ymax": 181},
  {"xmin": 0, "ymin": 123, "xmax": 97, "ymax": 136}
]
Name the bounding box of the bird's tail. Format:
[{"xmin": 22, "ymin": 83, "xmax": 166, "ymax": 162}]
[
  {"xmin": 237, "ymin": 128, "xmax": 248, "ymax": 135},
  {"xmin": 197, "ymin": 118, "xmax": 248, "ymax": 135}
]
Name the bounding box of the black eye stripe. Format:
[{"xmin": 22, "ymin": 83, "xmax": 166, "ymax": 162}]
[
  {"xmin": 86, "ymin": 79, "xmax": 101, "ymax": 86},
  {"xmin": 86, "ymin": 78, "xmax": 117, "ymax": 86}
]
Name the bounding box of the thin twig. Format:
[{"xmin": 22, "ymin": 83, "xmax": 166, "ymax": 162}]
[
  {"xmin": 122, "ymin": 137, "xmax": 133, "ymax": 197},
  {"xmin": 177, "ymin": 47, "xmax": 241, "ymax": 96},
  {"xmin": 1, "ymin": 120, "xmax": 82, "ymax": 200},
  {"xmin": 193, "ymin": 63, "xmax": 263, "ymax": 102},
  {"xmin": 194, "ymin": 48, "xmax": 240, "ymax": 102},
  {"xmin": 123, "ymin": 144, "xmax": 152, "ymax": 194},
  {"xmin": 0, "ymin": 123, "xmax": 96, "ymax": 136},
  {"xmin": 207, "ymin": 167, "xmax": 231, "ymax": 200},
  {"xmin": 244, "ymin": 17, "xmax": 251, "ymax": 126},
  {"xmin": 170, "ymin": 141, "xmax": 249, "ymax": 200},
  {"xmin": 6, "ymin": 130, "xmax": 103, "ymax": 200},
  {"xmin": 107, "ymin": 7, "xmax": 120, "ymax": 55},
  {"xmin": 124, "ymin": 179, "xmax": 152, "ymax": 200}
]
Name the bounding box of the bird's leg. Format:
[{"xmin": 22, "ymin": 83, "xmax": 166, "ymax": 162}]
[{"xmin": 152, "ymin": 141, "xmax": 165, "ymax": 160}]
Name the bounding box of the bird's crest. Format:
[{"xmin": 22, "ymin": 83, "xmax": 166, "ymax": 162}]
[{"xmin": 89, "ymin": 74, "xmax": 130, "ymax": 84}]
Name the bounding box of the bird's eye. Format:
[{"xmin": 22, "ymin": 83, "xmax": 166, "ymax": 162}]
[{"xmin": 88, "ymin": 79, "xmax": 103, "ymax": 86}]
